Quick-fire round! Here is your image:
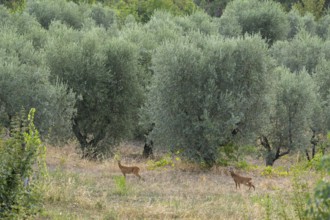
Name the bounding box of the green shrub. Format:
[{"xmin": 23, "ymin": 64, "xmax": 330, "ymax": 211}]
[
  {"xmin": 234, "ymin": 160, "xmax": 249, "ymax": 170},
  {"xmin": 217, "ymin": 144, "xmax": 258, "ymax": 167},
  {"xmin": 307, "ymin": 155, "xmax": 330, "ymax": 219},
  {"xmin": 306, "ymin": 152, "xmax": 324, "ymax": 170},
  {"xmin": 261, "ymin": 166, "xmax": 289, "ymax": 177},
  {"xmin": 147, "ymin": 154, "xmax": 174, "ymax": 170},
  {"xmin": 261, "ymin": 166, "xmax": 273, "ymax": 176},
  {"xmin": 217, "ymin": 143, "xmax": 239, "ymax": 166},
  {"xmin": 0, "ymin": 108, "xmax": 47, "ymax": 218}
]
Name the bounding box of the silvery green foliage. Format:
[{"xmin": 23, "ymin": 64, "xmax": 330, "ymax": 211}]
[
  {"xmin": 307, "ymin": 156, "xmax": 330, "ymax": 220},
  {"xmin": 147, "ymin": 34, "xmax": 271, "ymax": 166},
  {"xmin": 90, "ymin": 3, "xmax": 117, "ymax": 30},
  {"xmin": 0, "ymin": 20, "xmax": 76, "ymax": 143},
  {"xmin": 218, "ymin": 0, "xmax": 289, "ymax": 45},
  {"xmin": 45, "ymin": 23, "xmax": 143, "ymax": 158},
  {"xmin": 28, "ymin": 0, "xmax": 84, "ymax": 29},
  {"xmin": 144, "ymin": 11, "xmax": 183, "ymax": 44},
  {"xmin": 271, "ymin": 31, "xmax": 324, "ymax": 73},
  {"xmin": 216, "ymin": 15, "xmax": 242, "ymax": 38},
  {"xmin": 302, "ymin": 13, "xmax": 317, "ymax": 35},
  {"xmin": 271, "ymin": 31, "xmax": 330, "ymax": 140},
  {"xmin": 120, "ymin": 22, "xmax": 154, "ymax": 88},
  {"xmin": 0, "ymin": 8, "xmax": 47, "ymax": 49},
  {"xmin": 287, "ymin": 10, "xmax": 317, "ymax": 39},
  {"xmin": 316, "ymin": 13, "xmax": 330, "ymax": 39},
  {"xmin": 267, "ymin": 68, "xmax": 319, "ymax": 154},
  {"xmin": 314, "ymin": 59, "xmax": 330, "ymax": 130},
  {"xmin": 127, "ymin": 10, "xmax": 218, "ymax": 72},
  {"xmin": 27, "ymin": 0, "xmax": 118, "ymax": 32},
  {"xmin": 174, "ymin": 11, "xmax": 218, "ymax": 35},
  {"xmin": 121, "ymin": 12, "xmax": 183, "ymax": 138},
  {"xmin": 0, "ymin": 109, "xmax": 47, "ymax": 218}
]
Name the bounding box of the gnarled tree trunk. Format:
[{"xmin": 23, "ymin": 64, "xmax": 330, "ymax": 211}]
[
  {"xmin": 260, "ymin": 135, "xmax": 290, "ymax": 166},
  {"xmin": 72, "ymin": 119, "xmax": 106, "ymax": 160}
]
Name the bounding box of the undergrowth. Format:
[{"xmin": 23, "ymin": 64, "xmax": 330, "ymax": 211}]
[{"xmin": 31, "ymin": 143, "xmax": 330, "ymax": 219}]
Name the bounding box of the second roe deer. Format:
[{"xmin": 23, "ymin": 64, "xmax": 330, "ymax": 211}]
[
  {"xmin": 117, "ymin": 160, "xmax": 142, "ymax": 180},
  {"xmin": 229, "ymin": 168, "xmax": 255, "ymax": 190}
]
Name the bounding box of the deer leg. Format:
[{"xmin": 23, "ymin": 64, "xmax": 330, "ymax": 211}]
[{"xmin": 247, "ymin": 182, "xmax": 255, "ymax": 190}]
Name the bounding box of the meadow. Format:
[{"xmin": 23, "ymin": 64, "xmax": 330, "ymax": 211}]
[{"xmin": 38, "ymin": 142, "xmax": 325, "ymax": 220}]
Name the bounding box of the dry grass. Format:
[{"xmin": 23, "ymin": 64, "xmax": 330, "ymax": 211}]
[{"xmin": 37, "ymin": 142, "xmax": 323, "ymax": 220}]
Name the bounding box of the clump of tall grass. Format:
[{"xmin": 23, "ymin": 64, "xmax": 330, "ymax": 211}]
[{"xmin": 112, "ymin": 176, "xmax": 129, "ymax": 196}]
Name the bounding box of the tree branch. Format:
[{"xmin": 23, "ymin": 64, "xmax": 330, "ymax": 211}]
[
  {"xmin": 278, "ymin": 148, "xmax": 290, "ymax": 157},
  {"xmin": 275, "ymin": 146, "xmax": 290, "ymax": 160},
  {"xmin": 260, "ymin": 135, "xmax": 271, "ymax": 152}
]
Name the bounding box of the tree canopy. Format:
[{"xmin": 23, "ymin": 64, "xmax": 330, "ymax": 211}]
[{"xmin": 0, "ymin": 0, "xmax": 328, "ymax": 166}]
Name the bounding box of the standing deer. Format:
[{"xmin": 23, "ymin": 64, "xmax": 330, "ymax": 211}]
[
  {"xmin": 117, "ymin": 160, "xmax": 143, "ymax": 180},
  {"xmin": 229, "ymin": 167, "xmax": 255, "ymax": 190}
]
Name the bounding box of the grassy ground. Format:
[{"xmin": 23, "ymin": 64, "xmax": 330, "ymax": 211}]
[{"xmin": 36, "ymin": 142, "xmax": 325, "ymax": 220}]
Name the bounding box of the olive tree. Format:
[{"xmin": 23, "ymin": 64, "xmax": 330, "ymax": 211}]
[
  {"xmin": 174, "ymin": 11, "xmax": 218, "ymax": 35},
  {"xmin": 120, "ymin": 12, "xmax": 188, "ymax": 157},
  {"xmin": 89, "ymin": 3, "xmax": 117, "ymax": 30},
  {"xmin": 287, "ymin": 10, "xmax": 317, "ymax": 39},
  {"xmin": 259, "ymin": 68, "xmax": 319, "ymax": 166},
  {"xmin": 0, "ymin": 0, "xmax": 25, "ymax": 12},
  {"xmin": 103, "ymin": 0, "xmax": 196, "ymax": 23},
  {"xmin": 0, "ymin": 6, "xmax": 48, "ymax": 49},
  {"xmin": 314, "ymin": 59, "xmax": 330, "ymax": 130},
  {"xmin": 293, "ymin": 0, "xmax": 326, "ymax": 20},
  {"xmin": 27, "ymin": 0, "xmax": 85, "ymax": 29},
  {"xmin": 271, "ymin": 31, "xmax": 324, "ymax": 73},
  {"xmin": 27, "ymin": 0, "xmax": 119, "ymax": 32},
  {"xmin": 146, "ymin": 33, "xmax": 272, "ymax": 167},
  {"xmin": 0, "ymin": 23, "xmax": 76, "ymax": 143},
  {"xmin": 316, "ymin": 12, "xmax": 330, "ymax": 39},
  {"xmin": 218, "ymin": 0, "xmax": 289, "ymax": 44},
  {"xmin": 194, "ymin": 0, "xmax": 231, "ymax": 17},
  {"xmin": 45, "ymin": 24, "xmax": 144, "ymax": 159},
  {"xmin": 271, "ymin": 32, "xmax": 329, "ymax": 161}
]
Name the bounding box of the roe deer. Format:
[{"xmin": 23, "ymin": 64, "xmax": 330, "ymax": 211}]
[
  {"xmin": 229, "ymin": 168, "xmax": 255, "ymax": 190},
  {"xmin": 117, "ymin": 160, "xmax": 142, "ymax": 180}
]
